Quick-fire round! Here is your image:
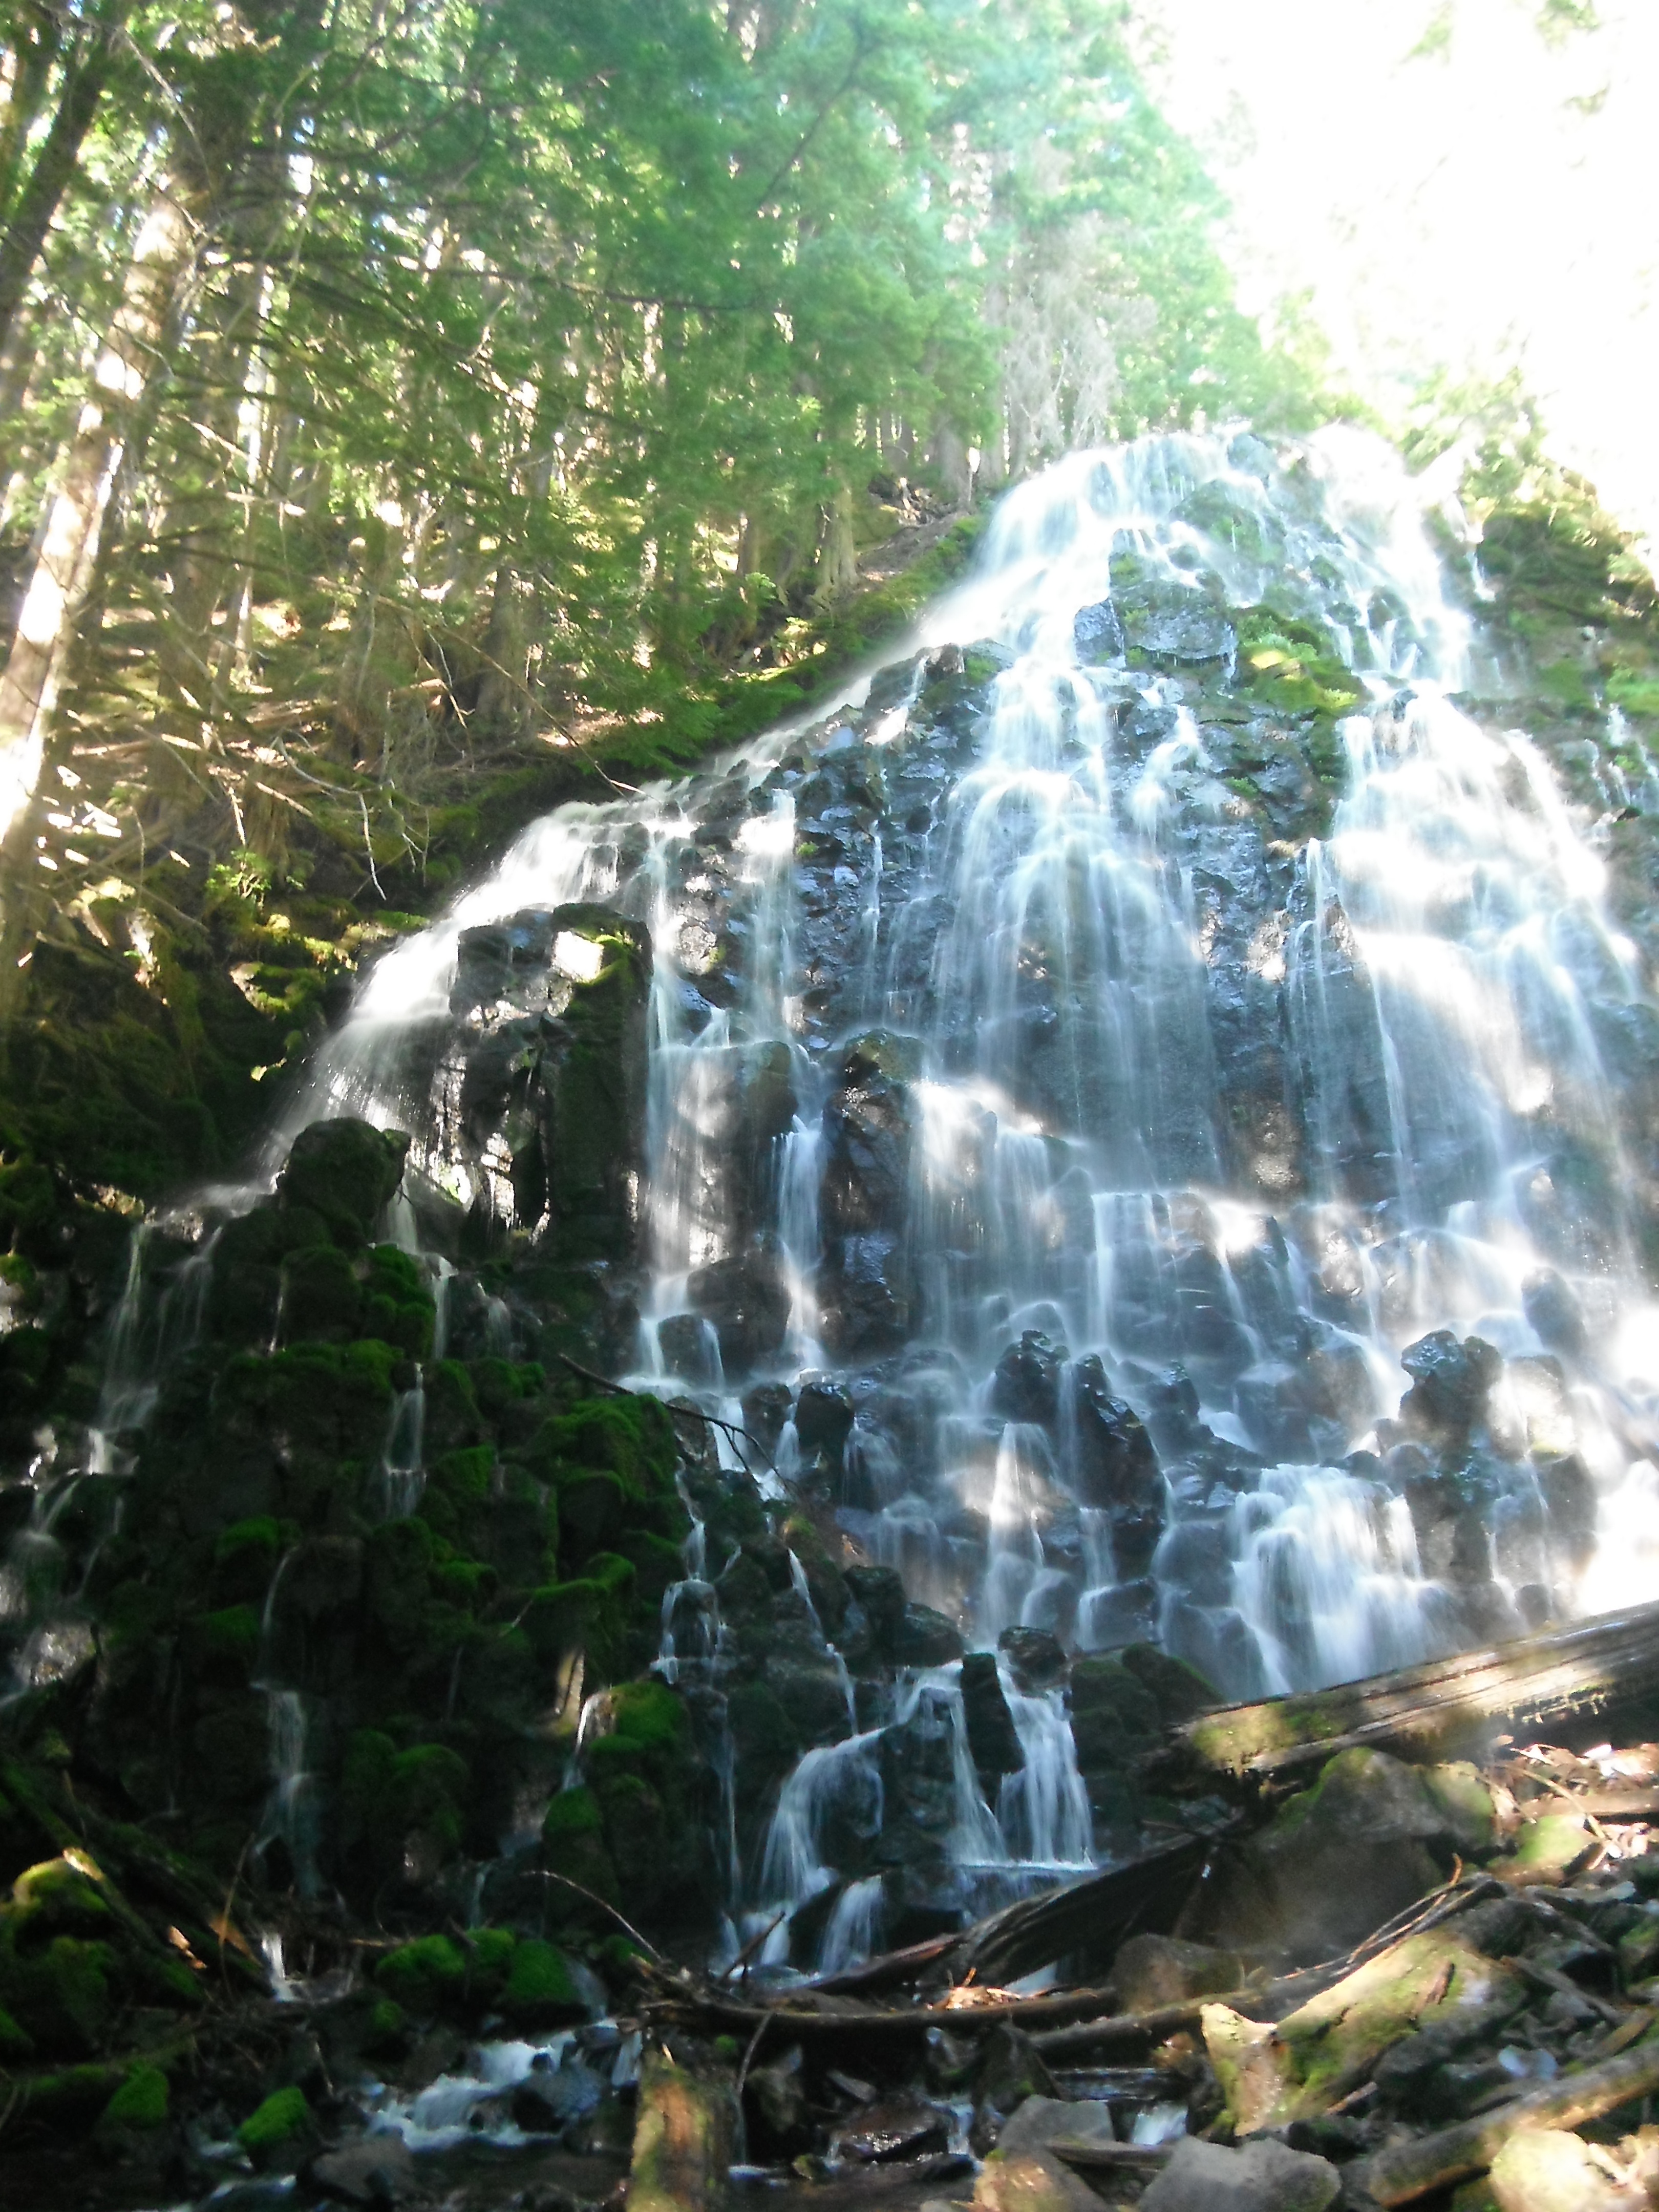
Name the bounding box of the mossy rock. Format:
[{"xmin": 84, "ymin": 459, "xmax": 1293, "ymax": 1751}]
[
  {"xmin": 522, "ymin": 1556, "xmax": 637, "ymax": 1680},
  {"xmin": 341, "ymin": 1733, "xmax": 471, "ymax": 1888},
  {"xmin": 499, "ymin": 1936, "xmax": 585, "ymax": 2026},
  {"xmin": 279, "ymin": 1242, "xmax": 363, "ymax": 1344},
  {"xmin": 557, "ymin": 1469, "xmax": 627, "ymax": 1560},
  {"xmin": 277, "ymin": 1118, "xmax": 410, "ymax": 1248},
  {"xmin": 208, "ymin": 1516, "xmax": 285, "ymax": 1604},
  {"xmin": 10, "ymin": 1857, "xmax": 113, "ymax": 1938},
  {"xmin": 238, "ymin": 2084, "xmax": 318, "ymax": 2171},
  {"xmin": 363, "ymin": 1244, "xmax": 436, "ymax": 1358},
  {"xmin": 534, "ymin": 1393, "xmax": 678, "ymax": 1503},
  {"xmin": 181, "ymin": 1603, "xmax": 262, "ymax": 1680},
  {"xmin": 98, "ymin": 2060, "xmax": 170, "ymax": 2133},
  {"xmin": 373, "ymin": 1933, "xmax": 468, "ymax": 2016},
  {"xmin": 542, "ymin": 1785, "xmax": 621, "ymax": 1909},
  {"xmin": 0, "ymin": 1934, "xmax": 115, "ymax": 2056},
  {"xmin": 424, "ymin": 1358, "xmax": 484, "ymax": 1453}
]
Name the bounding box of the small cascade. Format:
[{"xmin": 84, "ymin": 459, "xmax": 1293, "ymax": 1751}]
[
  {"xmin": 257, "ymin": 1687, "xmax": 320, "ymax": 1897},
  {"xmin": 997, "ymin": 1664, "xmax": 1094, "ymax": 1869},
  {"xmin": 378, "ymin": 1372, "xmax": 426, "ymax": 1518}
]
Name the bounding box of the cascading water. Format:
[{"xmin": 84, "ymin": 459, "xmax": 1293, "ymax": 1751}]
[{"xmin": 70, "ymin": 426, "xmax": 1659, "ymax": 1969}]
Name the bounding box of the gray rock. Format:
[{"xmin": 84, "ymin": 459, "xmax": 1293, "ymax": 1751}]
[
  {"xmin": 309, "ymin": 2134, "xmax": 418, "ymax": 2205},
  {"xmin": 1139, "ymin": 2135, "xmax": 1339, "ymax": 2212},
  {"xmin": 1113, "ymin": 1933, "xmax": 1244, "ymax": 2013},
  {"xmin": 997, "ymin": 2096, "xmax": 1116, "ymax": 2154}
]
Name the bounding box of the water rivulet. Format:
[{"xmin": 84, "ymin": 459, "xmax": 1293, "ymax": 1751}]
[{"xmin": 19, "ymin": 429, "xmax": 1659, "ymax": 1975}]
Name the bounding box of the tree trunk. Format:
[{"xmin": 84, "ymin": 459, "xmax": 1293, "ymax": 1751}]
[
  {"xmin": 475, "ymin": 560, "xmax": 531, "ymax": 738},
  {"xmin": 0, "ymin": 5, "xmax": 61, "ymax": 220},
  {"xmin": 0, "ymin": 24, "xmax": 118, "ymax": 363},
  {"xmin": 1164, "ymin": 1594, "xmax": 1659, "ymax": 1783},
  {"xmin": 810, "ymin": 486, "xmax": 859, "ymax": 611},
  {"xmin": 0, "ymin": 180, "xmax": 193, "ymax": 988}
]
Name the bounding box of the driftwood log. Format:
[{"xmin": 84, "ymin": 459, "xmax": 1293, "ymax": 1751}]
[
  {"xmin": 1350, "ymin": 2037, "xmax": 1659, "ymax": 2205},
  {"xmin": 1167, "ymin": 1597, "xmax": 1659, "ymax": 1782}
]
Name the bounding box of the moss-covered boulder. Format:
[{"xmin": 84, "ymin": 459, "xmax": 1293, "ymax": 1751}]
[{"xmin": 238, "ymin": 2084, "xmax": 319, "ymax": 2172}]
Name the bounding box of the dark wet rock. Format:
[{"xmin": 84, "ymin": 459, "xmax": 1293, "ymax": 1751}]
[
  {"xmin": 746, "ymin": 2041, "xmax": 809, "ymax": 2155},
  {"xmin": 1524, "ymin": 1268, "xmax": 1588, "ymax": 1358},
  {"xmin": 817, "ymin": 1040, "xmax": 916, "ymax": 1358},
  {"xmin": 970, "ymin": 2023, "xmax": 1057, "ymax": 2155},
  {"xmin": 658, "ymin": 1311, "xmax": 720, "ymax": 1384},
  {"xmin": 1115, "ymin": 571, "xmax": 1237, "ymax": 666},
  {"xmin": 895, "ymin": 1602, "xmax": 964, "ymax": 1666},
  {"xmin": 279, "ymin": 1118, "xmax": 410, "ymax": 1249},
  {"xmin": 309, "ymin": 2134, "xmax": 419, "ymax": 2204},
  {"xmin": 1537, "ymin": 1451, "xmax": 1597, "ymax": 1569},
  {"xmin": 1398, "ymin": 1329, "xmax": 1503, "ymax": 1437},
  {"xmin": 511, "ymin": 2050, "xmax": 606, "ymax": 2136},
  {"xmin": 990, "ymin": 1332, "xmax": 1066, "ymax": 1427},
  {"xmin": 1139, "ymin": 2135, "xmax": 1339, "ymax": 2212},
  {"xmin": 998, "ymin": 1625, "xmax": 1067, "ymax": 1691},
  {"xmin": 765, "ymin": 1654, "xmax": 854, "ymax": 1745},
  {"xmin": 795, "ymin": 1378, "xmax": 856, "ymax": 1462},
  {"xmin": 845, "ymin": 1563, "xmax": 907, "ymax": 1647},
  {"xmin": 1080, "ymin": 1576, "xmax": 1158, "ymax": 1650},
  {"xmin": 687, "ymin": 1247, "xmax": 790, "ymax": 1372},
  {"xmin": 742, "ymin": 1380, "xmax": 794, "ymax": 1450},
  {"xmin": 1074, "ymin": 599, "xmax": 1125, "ymax": 664},
  {"xmin": 1070, "ymin": 1353, "xmax": 1165, "ymax": 1572},
  {"xmin": 831, "ymin": 2095, "xmax": 950, "ymax": 2162},
  {"xmin": 961, "ymin": 1651, "xmax": 1025, "ymax": 1785}
]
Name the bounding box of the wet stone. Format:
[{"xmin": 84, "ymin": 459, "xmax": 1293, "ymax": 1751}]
[
  {"xmin": 1139, "ymin": 2135, "xmax": 1339, "ymax": 2212},
  {"xmin": 832, "ymin": 2096, "xmax": 950, "ymax": 2163}
]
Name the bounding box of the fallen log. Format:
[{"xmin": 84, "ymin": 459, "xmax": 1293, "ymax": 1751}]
[
  {"xmin": 953, "ymin": 1833, "xmax": 1215, "ymax": 1986},
  {"xmin": 1168, "ymin": 1597, "xmax": 1659, "ymax": 1782},
  {"xmin": 1349, "ymin": 2036, "xmax": 1659, "ymax": 2206},
  {"xmin": 1044, "ymin": 2139, "xmax": 1175, "ymax": 2178}
]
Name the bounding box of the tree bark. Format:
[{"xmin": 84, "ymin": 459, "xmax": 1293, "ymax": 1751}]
[
  {"xmin": 1163, "ymin": 1596, "xmax": 1659, "ymax": 1783},
  {"xmin": 0, "ymin": 21, "xmax": 119, "ymax": 364},
  {"xmin": 0, "ymin": 179, "xmax": 193, "ymax": 986},
  {"xmin": 1352, "ymin": 2038, "xmax": 1659, "ymax": 2206}
]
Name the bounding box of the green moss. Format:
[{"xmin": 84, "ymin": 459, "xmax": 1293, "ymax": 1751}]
[
  {"xmin": 238, "ymin": 2085, "xmax": 314, "ymax": 2162},
  {"xmin": 99, "ymin": 2061, "xmax": 170, "ymax": 2131},
  {"xmin": 542, "ymin": 1784, "xmax": 621, "ymax": 1908},
  {"xmin": 500, "ymin": 1936, "xmax": 583, "ymax": 2024},
  {"xmin": 11, "ymin": 1857, "xmax": 112, "ymax": 1933},
  {"xmin": 363, "ymin": 1244, "xmax": 436, "ymax": 1358},
  {"xmin": 535, "ymin": 1393, "xmax": 678, "ymax": 1501},
  {"xmin": 211, "ymin": 1516, "xmax": 283, "ymax": 1599},
  {"xmin": 522, "ymin": 1557, "xmax": 637, "ymax": 1679},
  {"xmin": 374, "ymin": 1933, "xmax": 467, "ymax": 2015},
  {"xmin": 0, "ymin": 2000, "xmax": 33, "ymax": 2059},
  {"xmin": 183, "ymin": 1604, "xmax": 261, "ymax": 1677},
  {"xmin": 365, "ymin": 1995, "xmax": 407, "ymax": 2050},
  {"xmin": 0, "ymin": 1935, "xmax": 115, "ymax": 2055},
  {"xmin": 279, "ymin": 1242, "xmax": 362, "ymax": 1343}
]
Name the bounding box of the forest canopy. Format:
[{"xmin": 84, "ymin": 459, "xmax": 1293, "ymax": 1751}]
[{"xmin": 0, "ymin": 0, "xmax": 1314, "ymax": 988}]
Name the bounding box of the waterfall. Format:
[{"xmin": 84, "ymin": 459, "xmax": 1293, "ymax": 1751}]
[{"xmin": 83, "ymin": 424, "xmax": 1659, "ymax": 1969}]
